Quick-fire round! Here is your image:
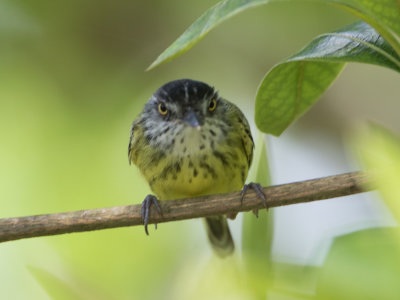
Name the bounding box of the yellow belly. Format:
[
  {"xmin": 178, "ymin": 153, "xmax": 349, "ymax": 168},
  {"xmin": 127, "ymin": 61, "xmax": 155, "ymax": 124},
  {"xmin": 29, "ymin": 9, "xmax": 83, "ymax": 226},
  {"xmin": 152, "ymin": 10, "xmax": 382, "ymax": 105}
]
[{"xmin": 147, "ymin": 150, "xmax": 247, "ymax": 200}]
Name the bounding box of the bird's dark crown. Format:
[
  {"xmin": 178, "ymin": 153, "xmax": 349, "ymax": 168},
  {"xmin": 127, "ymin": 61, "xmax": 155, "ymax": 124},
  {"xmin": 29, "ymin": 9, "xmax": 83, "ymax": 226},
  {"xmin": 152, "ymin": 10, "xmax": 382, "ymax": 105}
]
[{"xmin": 154, "ymin": 79, "xmax": 216, "ymax": 105}]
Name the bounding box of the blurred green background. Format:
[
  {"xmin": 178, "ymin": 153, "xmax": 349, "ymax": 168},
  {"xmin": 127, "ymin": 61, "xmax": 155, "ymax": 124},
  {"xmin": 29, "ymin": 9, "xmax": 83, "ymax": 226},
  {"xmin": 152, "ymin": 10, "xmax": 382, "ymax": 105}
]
[{"xmin": 1, "ymin": 0, "xmax": 399, "ymax": 299}]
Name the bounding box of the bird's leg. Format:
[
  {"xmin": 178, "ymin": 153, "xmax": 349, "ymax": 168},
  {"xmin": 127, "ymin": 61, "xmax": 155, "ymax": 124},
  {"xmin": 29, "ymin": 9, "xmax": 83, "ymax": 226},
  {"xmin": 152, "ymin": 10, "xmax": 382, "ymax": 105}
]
[
  {"xmin": 240, "ymin": 182, "xmax": 267, "ymax": 217},
  {"xmin": 141, "ymin": 194, "xmax": 162, "ymax": 235}
]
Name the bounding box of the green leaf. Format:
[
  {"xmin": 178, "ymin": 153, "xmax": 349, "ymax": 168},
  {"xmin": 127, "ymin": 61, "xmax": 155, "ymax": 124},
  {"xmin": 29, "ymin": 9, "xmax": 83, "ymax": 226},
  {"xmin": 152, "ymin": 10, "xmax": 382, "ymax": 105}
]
[
  {"xmin": 28, "ymin": 266, "xmax": 84, "ymax": 300},
  {"xmin": 147, "ymin": 0, "xmax": 274, "ymax": 70},
  {"xmin": 242, "ymin": 132, "xmax": 273, "ymax": 299},
  {"xmin": 256, "ymin": 61, "xmax": 345, "ymax": 136},
  {"xmin": 317, "ymin": 228, "xmax": 400, "ymax": 300},
  {"xmin": 333, "ymin": 0, "xmax": 400, "ymax": 55},
  {"xmin": 354, "ymin": 124, "xmax": 400, "ymax": 223},
  {"xmin": 147, "ymin": 0, "xmax": 400, "ymax": 70},
  {"xmin": 255, "ymin": 21, "xmax": 400, "ymax": 136}
]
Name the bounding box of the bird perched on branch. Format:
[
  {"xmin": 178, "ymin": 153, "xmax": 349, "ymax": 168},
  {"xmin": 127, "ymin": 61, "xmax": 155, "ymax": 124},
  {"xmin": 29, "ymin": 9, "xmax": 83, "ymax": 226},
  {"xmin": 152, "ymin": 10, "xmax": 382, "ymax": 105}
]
[{"xmin": 128, "ymin": 79, "xmax": 265, "ymax": 257}]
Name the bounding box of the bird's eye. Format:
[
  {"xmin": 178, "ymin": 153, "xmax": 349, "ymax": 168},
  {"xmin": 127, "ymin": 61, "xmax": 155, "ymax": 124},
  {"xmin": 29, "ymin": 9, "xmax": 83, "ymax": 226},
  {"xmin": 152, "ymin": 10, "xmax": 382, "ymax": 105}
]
[
  {"xmin": 208, "ymin": 98, "xmax": 217, "ymax": 112},
  {"xmin": 158, "ymin": 103, "xmax": 168, "ymax": 115}
]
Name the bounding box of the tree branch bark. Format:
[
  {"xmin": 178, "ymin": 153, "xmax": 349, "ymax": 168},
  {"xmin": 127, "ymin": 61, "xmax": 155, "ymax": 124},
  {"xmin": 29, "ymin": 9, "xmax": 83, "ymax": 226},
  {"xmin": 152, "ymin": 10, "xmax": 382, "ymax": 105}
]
[{"xmin": 0, "ymin": 171, "xmax": 373, "ymax": 243}]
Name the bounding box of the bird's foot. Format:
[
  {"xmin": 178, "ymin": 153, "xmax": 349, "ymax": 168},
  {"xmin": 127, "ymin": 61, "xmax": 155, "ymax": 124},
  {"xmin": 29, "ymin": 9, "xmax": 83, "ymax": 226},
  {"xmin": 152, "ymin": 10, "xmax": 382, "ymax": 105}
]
[
  {"xmin": 240, "ymin": 182, "xmax": 267, "ymax": 218},
  {"xmin": 141, "ymin": 194, "xmax": 162, "ymax": 235}
]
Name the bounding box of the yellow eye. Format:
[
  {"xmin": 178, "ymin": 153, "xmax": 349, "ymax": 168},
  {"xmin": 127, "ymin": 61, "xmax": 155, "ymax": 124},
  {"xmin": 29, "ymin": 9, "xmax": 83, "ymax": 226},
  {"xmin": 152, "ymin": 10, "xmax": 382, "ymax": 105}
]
[
  {"xmin": 208, "ymin": 98, "xmax": 217, "ymax": 112},
  {"xmin": 158, "ymin": 103, "xmax": 168, "ymax": 115}
]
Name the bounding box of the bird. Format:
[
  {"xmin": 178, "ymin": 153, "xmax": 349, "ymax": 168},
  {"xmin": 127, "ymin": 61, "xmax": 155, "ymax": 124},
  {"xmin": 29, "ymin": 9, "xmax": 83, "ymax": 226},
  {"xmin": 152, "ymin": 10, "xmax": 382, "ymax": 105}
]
[{"xmin": 128, "ymin": 79, "xmax": 265, "ymax": 257}]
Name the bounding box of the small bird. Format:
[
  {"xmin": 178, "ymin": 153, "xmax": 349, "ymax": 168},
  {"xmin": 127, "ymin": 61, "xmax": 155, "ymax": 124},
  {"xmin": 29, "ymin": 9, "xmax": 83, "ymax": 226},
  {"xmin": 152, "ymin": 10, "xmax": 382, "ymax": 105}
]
[{"xmin": 128, "ymin": 79, "xmax": 265, "ymax": 257}]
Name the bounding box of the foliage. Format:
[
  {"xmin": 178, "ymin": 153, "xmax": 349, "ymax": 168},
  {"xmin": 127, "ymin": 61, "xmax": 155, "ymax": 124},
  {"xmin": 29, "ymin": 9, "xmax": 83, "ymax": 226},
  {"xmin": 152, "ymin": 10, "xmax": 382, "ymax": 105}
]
[
  {"xmin": 148, "ymin": 0, "xmax": 400, "ymax": 136},
  {"xmin": 255, "ymin": 21, "xmax": 400, "ymax": 135}
]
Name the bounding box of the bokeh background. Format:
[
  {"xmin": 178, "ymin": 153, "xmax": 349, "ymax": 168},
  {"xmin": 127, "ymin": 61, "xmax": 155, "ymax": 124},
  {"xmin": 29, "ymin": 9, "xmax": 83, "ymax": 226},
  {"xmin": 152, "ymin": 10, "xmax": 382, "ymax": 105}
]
[{"xmin": 1, "ymin": 0, "xmax": 399, "ymax": 299}]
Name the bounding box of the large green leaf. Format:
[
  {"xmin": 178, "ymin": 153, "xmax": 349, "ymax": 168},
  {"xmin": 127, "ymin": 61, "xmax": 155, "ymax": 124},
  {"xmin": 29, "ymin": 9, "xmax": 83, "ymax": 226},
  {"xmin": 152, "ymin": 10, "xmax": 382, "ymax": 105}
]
[
  {"xmin": 147, "ymin": 0, "xmax": 400, "ymax": 70},
  {"xmin": 255, "ymin": 21, "xmax": 400, "ymax": 135},
  {"xmin": 256, "ymin": 61, "xmax": 345, "ymax": 136}
]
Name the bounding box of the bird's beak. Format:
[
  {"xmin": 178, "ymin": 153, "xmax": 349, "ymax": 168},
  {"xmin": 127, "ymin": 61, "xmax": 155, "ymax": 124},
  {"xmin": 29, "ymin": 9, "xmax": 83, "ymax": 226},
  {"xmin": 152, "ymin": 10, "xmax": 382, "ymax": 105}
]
[{"xmin": 183, "ymin": 109, "xmax": 204, "ymax": 130}]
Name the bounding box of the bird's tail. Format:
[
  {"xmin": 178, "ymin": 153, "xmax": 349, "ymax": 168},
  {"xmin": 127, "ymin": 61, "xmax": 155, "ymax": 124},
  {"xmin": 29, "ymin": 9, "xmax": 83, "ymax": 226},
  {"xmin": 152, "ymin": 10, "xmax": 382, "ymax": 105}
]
[{"xmin": 204, "ymin": 216, "xmax": 234, "ymax": 257}]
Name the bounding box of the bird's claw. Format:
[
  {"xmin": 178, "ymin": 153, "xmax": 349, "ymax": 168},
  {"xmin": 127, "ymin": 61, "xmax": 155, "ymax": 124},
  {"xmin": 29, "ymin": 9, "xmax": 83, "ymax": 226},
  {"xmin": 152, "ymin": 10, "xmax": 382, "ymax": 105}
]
[
  {"xmin": 141, "ymin": 194, "xmax": 162, "ymax": 235},
  {"xmin": 240, "ymin": 182, "xmax": 267, "ymax": 217}
]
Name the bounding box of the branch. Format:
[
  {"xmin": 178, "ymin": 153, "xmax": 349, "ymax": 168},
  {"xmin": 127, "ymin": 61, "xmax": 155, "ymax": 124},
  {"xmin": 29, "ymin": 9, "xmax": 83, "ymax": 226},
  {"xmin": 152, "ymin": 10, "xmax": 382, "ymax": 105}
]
[{"xmin": 0, "ymin": 171, "xmax": 373, "ymax": 243}]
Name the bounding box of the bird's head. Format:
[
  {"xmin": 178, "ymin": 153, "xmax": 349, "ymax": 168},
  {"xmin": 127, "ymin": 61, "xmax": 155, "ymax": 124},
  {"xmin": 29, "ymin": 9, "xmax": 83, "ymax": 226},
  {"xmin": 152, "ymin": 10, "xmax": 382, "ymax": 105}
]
[{"xmin": 142, "ymin": 79, "xmax": 220, "ymax": 132}]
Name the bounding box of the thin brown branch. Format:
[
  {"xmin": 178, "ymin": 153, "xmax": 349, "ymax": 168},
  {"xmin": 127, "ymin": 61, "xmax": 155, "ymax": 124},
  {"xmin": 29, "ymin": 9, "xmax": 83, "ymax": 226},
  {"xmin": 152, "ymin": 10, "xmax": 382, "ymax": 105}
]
[{"xmin": 0, "ymin": 171, "xmax": 373, "ymax": 243}]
